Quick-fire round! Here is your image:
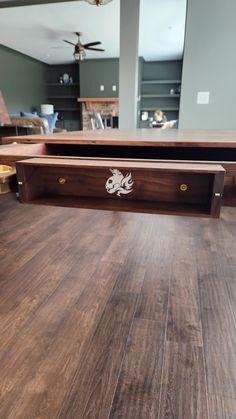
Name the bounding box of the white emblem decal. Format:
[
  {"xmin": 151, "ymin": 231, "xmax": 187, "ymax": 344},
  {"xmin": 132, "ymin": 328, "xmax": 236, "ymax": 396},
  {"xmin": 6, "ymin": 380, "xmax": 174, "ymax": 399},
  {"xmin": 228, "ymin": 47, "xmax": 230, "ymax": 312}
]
[{"xmin": 105, "ymin": 169, "xmax": 134, "ymax": 197}]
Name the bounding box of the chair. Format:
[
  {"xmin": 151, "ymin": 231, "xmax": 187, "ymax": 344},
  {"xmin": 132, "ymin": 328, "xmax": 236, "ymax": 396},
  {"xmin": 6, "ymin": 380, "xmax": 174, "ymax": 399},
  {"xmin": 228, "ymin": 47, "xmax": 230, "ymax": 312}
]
[{"xmin": 88, "ymin": 111, "xmax": 104, "ymax": 130}]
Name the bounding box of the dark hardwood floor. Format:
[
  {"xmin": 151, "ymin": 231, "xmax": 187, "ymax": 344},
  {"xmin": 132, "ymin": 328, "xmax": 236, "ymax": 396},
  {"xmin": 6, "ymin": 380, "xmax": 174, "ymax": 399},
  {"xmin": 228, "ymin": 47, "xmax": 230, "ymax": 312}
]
[{"xmin": 0, "ymin": 193, "xmax": 236, "ymax": 418}]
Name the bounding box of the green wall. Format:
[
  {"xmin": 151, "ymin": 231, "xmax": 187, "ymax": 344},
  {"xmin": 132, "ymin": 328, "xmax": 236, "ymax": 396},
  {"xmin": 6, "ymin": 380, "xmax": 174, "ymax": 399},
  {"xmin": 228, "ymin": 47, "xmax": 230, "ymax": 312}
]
[
  {"xmin": 80, "ymin": 58, "xmax": 119, "ymax": 98},
  {"xmin": 0, "ymin": 44, "xmax": 47, "ymax": 114},
  {"xmin": 179, "ymin": 0, "xmax": 236, "ymax": 128},
  {"xmin": 142, "ymin": 60, "xmax": 182, "ymax": 81}
]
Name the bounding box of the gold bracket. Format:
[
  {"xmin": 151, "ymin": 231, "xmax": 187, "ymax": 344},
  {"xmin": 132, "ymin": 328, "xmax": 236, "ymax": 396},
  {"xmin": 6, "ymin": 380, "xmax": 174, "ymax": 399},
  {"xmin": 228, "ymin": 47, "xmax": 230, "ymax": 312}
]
[
  {"xmin": 180, "ymin": 184, "xmax": 188, "ymax": 192},
  {"xmin": 58, "ymin": 177, "xmax": 67, "ymax": 185},
  {"xmin": 214, "ymin": 192, "xmax": 222, "ymax": 197}
]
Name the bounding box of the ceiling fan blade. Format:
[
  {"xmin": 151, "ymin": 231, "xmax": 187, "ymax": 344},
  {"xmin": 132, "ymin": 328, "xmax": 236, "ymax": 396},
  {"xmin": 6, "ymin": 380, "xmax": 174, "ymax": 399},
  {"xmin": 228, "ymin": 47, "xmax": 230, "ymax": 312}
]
[
  {"xmin": 83, "ymin": 41, "xmax": 101, "ymax": 48},
  {"xmin": 85, "ymin": 47, "xmax": 105, "ymax": 52},
  {"xmin": 63, "ymin": 40, "xmax": 76, "ymax": 46}
]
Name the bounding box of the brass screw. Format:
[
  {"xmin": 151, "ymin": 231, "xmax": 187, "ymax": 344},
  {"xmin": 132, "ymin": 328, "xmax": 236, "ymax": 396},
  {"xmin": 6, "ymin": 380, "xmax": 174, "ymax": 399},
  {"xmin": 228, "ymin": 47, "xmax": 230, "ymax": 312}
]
[
  {"xmin": 58, "ymin": 177, "xmax": 67, "ymax": 185},
  {"xmin": 180, "ymin": 183, "xmax": 188, "ymax": 192}
]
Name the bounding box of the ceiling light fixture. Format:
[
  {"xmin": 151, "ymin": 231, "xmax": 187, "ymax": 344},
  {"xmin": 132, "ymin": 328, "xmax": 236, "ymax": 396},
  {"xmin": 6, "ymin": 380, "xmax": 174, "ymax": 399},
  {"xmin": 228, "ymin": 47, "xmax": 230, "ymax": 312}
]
[
  {"xmin": 74, "ymin": 50, "xmax": 86, "ymax": 62},
  {"xmin": 84, "ymin": 0, "xmax": 112, "ymax": 6}
]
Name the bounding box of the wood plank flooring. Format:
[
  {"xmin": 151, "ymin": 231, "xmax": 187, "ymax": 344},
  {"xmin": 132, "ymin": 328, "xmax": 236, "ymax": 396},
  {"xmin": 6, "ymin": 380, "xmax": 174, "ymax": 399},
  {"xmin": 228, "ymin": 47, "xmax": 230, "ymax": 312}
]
[{"xmin": 0, "ymin": 193, "xmax": 236, "ymax": 418}]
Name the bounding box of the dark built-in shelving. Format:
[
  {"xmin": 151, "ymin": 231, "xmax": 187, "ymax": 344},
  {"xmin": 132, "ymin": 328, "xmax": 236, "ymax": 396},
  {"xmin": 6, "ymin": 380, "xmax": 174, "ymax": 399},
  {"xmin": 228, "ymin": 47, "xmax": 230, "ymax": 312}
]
[
  {"xmin": 46, "ymin": 64, "xmax": 82, "ymax": 131},
  {"xmin": 46, "ymin": 83, "xmax": 80, "ymax": 87},
  {"xmin": 140, "ymin": 78, "xmax": 182, "ymax": 128},
  {"xmin": 141, "ymin": 79, "xmax": 181, "ymax": 85}
]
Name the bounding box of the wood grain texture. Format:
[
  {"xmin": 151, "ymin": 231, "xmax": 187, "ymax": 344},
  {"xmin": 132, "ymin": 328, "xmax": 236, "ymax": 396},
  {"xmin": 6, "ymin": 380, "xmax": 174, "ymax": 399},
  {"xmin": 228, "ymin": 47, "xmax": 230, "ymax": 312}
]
[
  {"xmin": 4, "ymin": 128, "xmax": 236, "ymax": 148},
  {"xmin": 0, "ymin": 133, "xmax": 235, "ymax": 207},
  {"xmin": 195, "ymin": 216, "xmax": 236, "ymax": 400},
  {"xmin": 57, "ymin": 291, "xmax": 138, "ymax": 419},
  {"xmin": 167, "ymin": 234, "xmax": 202, "ymax": 346},
  {"xmin": 159, "ymin": 342, "xmax": 209, "ymax": 419},
  {"xmin": 0, "ymin": 143, "xmax": 48, "ymax": 165},
  {"xmin": 208, "ymin": 395, "xmax": 236, "ymax": 419},
  {"xmin": 15, "ymin": 157, "xmax": 226, "ymax": 172},
  {"xmin": 0, "ymin": 143, "xmax": 235, "ymax": 177},
  {"xmin": 110, "ymin": 318, "xmax": 165, "ymax": 419},
  {"xmin": 0, "ymin": 194, "xmax": 236, "ymax": 418},
  {"xmin": 16, "ymin": 158, "xmax": 224, "ymax": 217}
]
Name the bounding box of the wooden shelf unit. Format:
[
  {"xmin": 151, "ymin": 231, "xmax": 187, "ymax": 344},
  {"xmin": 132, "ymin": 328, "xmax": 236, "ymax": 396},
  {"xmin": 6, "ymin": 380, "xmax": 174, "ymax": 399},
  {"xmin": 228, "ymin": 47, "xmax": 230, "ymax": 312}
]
[{"xmin": 16, "ymin": 157, "xmax": 225, "ymax": 218}]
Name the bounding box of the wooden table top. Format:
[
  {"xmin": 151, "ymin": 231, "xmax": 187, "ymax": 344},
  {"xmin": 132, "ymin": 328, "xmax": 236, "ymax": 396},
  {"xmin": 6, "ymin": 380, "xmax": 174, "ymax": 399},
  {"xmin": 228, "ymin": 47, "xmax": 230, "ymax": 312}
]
[{"xmin": 4, "ymin": 129, "xmax": 236, "ymax": 148}]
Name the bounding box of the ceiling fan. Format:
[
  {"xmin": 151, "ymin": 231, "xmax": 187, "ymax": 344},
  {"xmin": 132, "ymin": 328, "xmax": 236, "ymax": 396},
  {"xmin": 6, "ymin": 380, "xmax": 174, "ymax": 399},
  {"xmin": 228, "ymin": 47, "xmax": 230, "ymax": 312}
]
[{"xmin": 63, "ymin": 32, "xmax": 105, "ymax": 61}]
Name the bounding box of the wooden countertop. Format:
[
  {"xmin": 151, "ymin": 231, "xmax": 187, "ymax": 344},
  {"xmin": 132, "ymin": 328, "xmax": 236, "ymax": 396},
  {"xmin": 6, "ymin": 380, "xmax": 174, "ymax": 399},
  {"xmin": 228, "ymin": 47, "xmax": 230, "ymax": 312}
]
[{"xmin": 3, "ymin": 129, "xmax": 236, "ymax": 148}]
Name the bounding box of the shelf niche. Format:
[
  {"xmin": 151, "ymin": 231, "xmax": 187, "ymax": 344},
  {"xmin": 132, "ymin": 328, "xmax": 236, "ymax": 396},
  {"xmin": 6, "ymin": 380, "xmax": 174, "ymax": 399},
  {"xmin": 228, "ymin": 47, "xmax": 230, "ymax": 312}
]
[
  {"xmin": 46, "ymin": 63, "xmax": 82, "ymax": 132},
  {"xmin": 140, "ymin": 60, "xmax": 183, "ymax": 128}
]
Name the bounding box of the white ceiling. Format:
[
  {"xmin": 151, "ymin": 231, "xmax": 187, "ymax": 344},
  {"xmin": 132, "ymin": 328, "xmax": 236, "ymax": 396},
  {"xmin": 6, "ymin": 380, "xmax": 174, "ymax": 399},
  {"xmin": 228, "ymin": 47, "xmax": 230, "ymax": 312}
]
[{"xmin": 0, "ymin": 0, "xmax": 187, "ymax": 64}]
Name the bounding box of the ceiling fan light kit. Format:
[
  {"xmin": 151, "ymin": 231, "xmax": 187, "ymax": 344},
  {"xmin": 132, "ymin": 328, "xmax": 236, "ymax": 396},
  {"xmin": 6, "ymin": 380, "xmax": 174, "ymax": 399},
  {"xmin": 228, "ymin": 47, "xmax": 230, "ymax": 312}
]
[
  {"xmin": 84, "ymin": 0, "xmax": 113, "ymax": 6},
  {"xmin": 63, "ymin": 32, "xmax": 105, "ymax": 62},
  {"xmin": 74, "ymin": 50, "xmax": 86, "ymax": 62}
]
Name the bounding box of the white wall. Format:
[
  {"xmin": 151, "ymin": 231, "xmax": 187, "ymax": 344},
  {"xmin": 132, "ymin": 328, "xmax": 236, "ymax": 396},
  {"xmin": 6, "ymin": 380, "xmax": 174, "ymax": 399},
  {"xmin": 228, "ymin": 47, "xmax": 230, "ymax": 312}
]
[{"xmin": 179, "ymin": 0, "xmax": 236, "ymax": 129}]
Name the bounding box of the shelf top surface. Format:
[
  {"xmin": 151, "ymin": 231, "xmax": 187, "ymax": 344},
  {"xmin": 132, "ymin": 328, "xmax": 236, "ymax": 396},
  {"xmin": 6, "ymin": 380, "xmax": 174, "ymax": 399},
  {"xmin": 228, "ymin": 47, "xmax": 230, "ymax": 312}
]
[
  {"xmin": 46, "ymin": 83, "xmax": 79, "ymax": 86},
  {"xmin": 5, "ymin": 129, "xmax": 236, "ymax": 149},
  {"xmin": 17, "ymin": 157, "xmax": 225, "ymax": 173}
]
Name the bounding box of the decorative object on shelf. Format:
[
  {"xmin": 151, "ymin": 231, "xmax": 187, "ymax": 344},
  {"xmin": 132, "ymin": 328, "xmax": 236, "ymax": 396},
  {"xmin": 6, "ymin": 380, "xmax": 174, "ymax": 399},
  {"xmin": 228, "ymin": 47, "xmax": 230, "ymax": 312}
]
[
  {"xmin": 69, "ymin": 76, "xmax": 73, "ymax": 84},
  {"xmin": 170, "ymin": 88, "xmax": 175, "ymax": 95},
  {"xmin": 141, "ymin": 111, "xmax": 148, "ymax": 121},
  {"xmin": 62, "ymin": 73, "xmax": 70, "ymax": 84},
  {"xmin": 63, "ymin": 32, "xmax": 105, "ymax": 62},
  {"xmin": 59, "ymin": 76, "xmax": 63, "ymax": 84},
  {"xmin": 84, "ymin": 0, "xmax": 112, "ymax": 6}
]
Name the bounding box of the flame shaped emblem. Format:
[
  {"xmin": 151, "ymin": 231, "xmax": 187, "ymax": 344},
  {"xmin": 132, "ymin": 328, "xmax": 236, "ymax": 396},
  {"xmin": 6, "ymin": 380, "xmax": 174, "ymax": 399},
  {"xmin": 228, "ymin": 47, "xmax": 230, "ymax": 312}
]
[{"xmin": 105, "ymin": 169, "xmax": 134, "ymax": 197}]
